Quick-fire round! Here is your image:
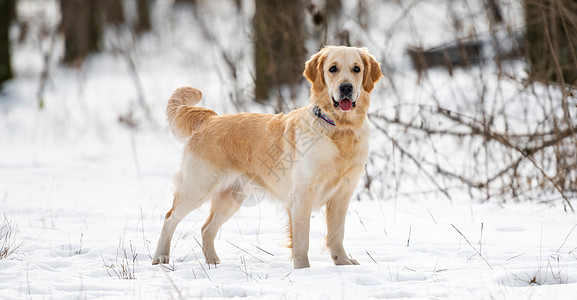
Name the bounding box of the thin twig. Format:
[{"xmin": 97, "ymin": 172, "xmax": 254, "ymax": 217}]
[
  {"xmin": 451, "ymin": 224, "xmax": 493, "ymax": 270},
  {"xmin": 371, "ymin": 119, "xmax": 453, "ymax": 201},
  {"xmin": 162, "ymin": 270, "xmax": 184, "ymax": 299},
  {"xmin": 251, "ymin": 244, "xmax": 274, "ymax": 256},
  {"xmin": 366, "ymin": 251, "xmax": 379, "ymax": 265},
  {"xmin": 191, "ymin": 246, "xmax": 211, "ymax": 281},
  {"xmin": 226, "ymin": 240, "xmax": 264, "ymax": 263},
  {"xmin": 506, "ymin": 253, "xmax": 525, "ymax": 261},
  {"xmin": 556, "ymin": 224, "xmax": 577, "ymax": 253},
  {"xmin": 407, "ymin": 226, "xmax": 412, "ymax": 247},
  {"xmin": 125, "ymin": 51, "xmax": 155, "ymax": 126}
]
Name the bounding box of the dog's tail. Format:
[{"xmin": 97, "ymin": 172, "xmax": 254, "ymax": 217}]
[{"xmin": 166, "ymin": 86, "xmax": 217, "ymax": 142}]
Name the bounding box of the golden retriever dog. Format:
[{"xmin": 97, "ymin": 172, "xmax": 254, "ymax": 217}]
[{"xmin": 152, "ymin": 46, "xmax": 382, "ymax": 269}]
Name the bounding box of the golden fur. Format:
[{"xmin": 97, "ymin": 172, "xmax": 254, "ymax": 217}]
[{"xmin": 152, "ymin": 46, "xmax": 382, "ymax": 269}]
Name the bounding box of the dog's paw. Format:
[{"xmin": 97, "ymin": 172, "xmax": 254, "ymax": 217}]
[
  {"xmin": 333, "ymin": 255, "xmax": 360, "ymax": 266},
  {"xmin": 152, "ymin": 255, "xmax": 170, "ymax": 265},
  {"xmin": 205, "ymin": 258, "xmax": 222, "ymax": 265},
  {"xmin": 293, "ymin": 257, "xmax": 311, "ymax": 269},
  {"xmin": 294, "ymin": 261, "xmax": 311, "ymax": 269}
]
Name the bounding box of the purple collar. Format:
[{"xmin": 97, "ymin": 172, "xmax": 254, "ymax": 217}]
[{"xmin": 312, "ymin": 105, "xmax": 336, "ymax": 126}]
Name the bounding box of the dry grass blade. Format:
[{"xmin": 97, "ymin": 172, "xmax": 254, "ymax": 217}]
[
  {"xmin": 451, "ymin": 224, "xmax": 493, "ymax": 270},
  {"xmin": 251, "ymin": 243, "xmax": 274, "ymax": 256},
  {"xmin": 102, "ymin": 238, "xmax": 138, "ymax": 280},
  {"xmin": 556, "ymin": 224, "xmax": 577, "ymax": 253},
  {"xmin": 162, "ymin": 271, "xmax": 184, "ymax": 300},
  {"xmin": 366, "ymin": 251, "xmax": 379, "ymax": 265},
  {"xmin": 226, "ymin": 240, "xmax": 264, "ymax": 263},
  {"xmin": 190, "ymin": 246, "xmax": 211, "ymax": 281},
  {"xmin": 0, "ymin": 214, "xmax": 22, "ymax": 260}
]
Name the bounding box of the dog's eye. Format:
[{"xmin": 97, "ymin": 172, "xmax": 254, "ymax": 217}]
[
  {"xmin": 329, "ymin": 66, "xmax": 338, "ymax": 73},
  {"xmin": 353, "ymin": 66, "xmax": 361, "ymax": 73}
]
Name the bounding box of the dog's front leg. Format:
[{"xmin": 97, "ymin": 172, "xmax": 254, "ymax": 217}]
[
  {"xmin": 326, "ymin": 193, "xmax": 359, "ymax": 266},
  {"xmin": 289, "ymin": 193, "xmax": 313, "ymax": 269}
]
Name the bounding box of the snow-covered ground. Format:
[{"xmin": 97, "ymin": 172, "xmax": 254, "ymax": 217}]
[
  {"xmin": 1, "ymin": 0, "xmax": 577, "ymax": 299},
  {"xmin": 1, "ymin": 128, "xmax": 577, "ymax": 298}
]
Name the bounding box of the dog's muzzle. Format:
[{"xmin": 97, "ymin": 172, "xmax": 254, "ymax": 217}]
[{"xmin": 333, "ymin": 83, "xmax": 355, "ymax": 111}]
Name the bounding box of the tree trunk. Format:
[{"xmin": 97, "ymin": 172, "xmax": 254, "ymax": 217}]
[
  {"xmin": 135, "ymin": 0, "xmax": 152, "ymax": 34},
  {"xmin": 60, "ymin": 0, "xmax": 126, "ymax": 66},
  {"xmin": 102, "ymin": 0, "xmax": 125, "ymax": 26},
  {"xmin": 254, "ymin": 0, "xmax": 305, "ymax": 103},
  {"xmin": 60, "ymin": 0, "xmax": 103, "ymax": 66},
  {"xmin": 525, "ymin": 0, "xmax": 577, "ymax": 86},
  {"xmin": 0, "ymin": 0, "xmax": 15, "ymax": 88}
]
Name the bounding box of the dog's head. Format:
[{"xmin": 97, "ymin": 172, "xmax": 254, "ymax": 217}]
[{"xmin": 304, "ymin": 46, "xmax": 382, "ymax": 125}]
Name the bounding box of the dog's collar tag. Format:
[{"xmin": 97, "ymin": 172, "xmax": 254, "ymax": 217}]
[{"xmin": 312, "ymin": 105, "xmax": 336, "ymax": 126}]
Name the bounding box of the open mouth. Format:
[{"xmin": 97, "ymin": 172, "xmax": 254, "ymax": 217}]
[{"xmin": 332, "ymin": 97, "xmax": 355, "ymax": 112}]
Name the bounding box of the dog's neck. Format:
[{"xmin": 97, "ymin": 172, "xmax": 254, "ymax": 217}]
[
  {"xmin": 310, "ymin": 93, "xmax": 370, "ymax": 130},
  {"xmin": 312, "ymin": 105, "xmax": 336, "ymax": 126}
]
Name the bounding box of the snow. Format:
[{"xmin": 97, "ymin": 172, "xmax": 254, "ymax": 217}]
[
  {"xmin": 2, "ymin": 0, "xmax": 577, "ymax": 299},
  {"xmin": 2, "ymin": 165, "xmax": 577, "ymax": 299}
]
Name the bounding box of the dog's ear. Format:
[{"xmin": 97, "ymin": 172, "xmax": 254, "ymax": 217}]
[
  {"xmin": 361, "ymin": 49, "xmax": 383, "ymax": 93},
  {"xmin": 303, "ymin": 48, "xmax": 327, "ymax": 93}
]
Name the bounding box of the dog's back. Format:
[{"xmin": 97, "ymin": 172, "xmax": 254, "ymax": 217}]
[{"xmin": 166, "ymin": 87, "xmax": 300, "ymax": 186}]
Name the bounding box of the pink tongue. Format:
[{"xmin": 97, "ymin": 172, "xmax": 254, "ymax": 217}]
[{"xmin": 339, "ymin": 99, "xmax": 352, "ymax": 111}]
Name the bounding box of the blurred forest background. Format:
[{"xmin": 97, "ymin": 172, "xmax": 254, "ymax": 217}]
[{"xmin": 0, "ymin": 0, "xmax": 576, "ymax": 209}]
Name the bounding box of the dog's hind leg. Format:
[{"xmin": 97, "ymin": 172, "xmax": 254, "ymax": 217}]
[
  {"xmin": 152, "ymin": 192, "xmax": 210, "ymax": 265},
  {"xmin": 201, "ymin": 187, "xmax": 243, "ymax": 265},
  {"xmin": 152, "ymin": 160, "xmax": 218, "ymax": 265}
]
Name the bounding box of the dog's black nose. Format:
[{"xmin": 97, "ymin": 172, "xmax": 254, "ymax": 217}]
[{"xmin": 339, "ymin": 83, "xmax": 353, "ymax": 95}]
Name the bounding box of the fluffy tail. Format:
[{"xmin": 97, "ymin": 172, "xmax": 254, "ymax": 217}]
[{"xmin": 166, "ymin": 86, "xmax": 217, "ymax": 141}]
